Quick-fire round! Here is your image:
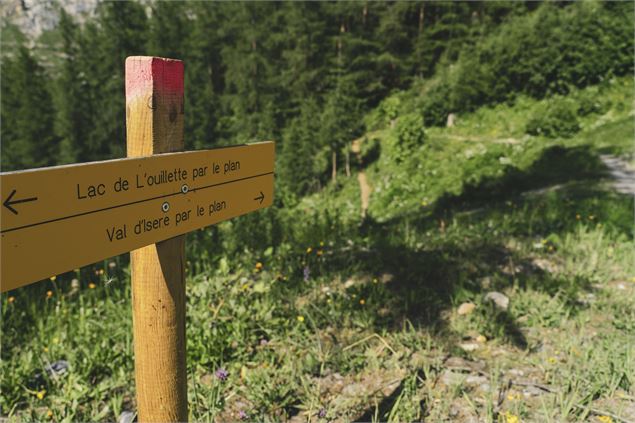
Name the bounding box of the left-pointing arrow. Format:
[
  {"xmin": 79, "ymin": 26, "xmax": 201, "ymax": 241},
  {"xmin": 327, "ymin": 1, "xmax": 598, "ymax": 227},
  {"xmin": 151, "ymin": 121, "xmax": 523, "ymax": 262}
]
[{"xmin": 3, "ymin": 190, "xmax": 38, "ymax": 215}]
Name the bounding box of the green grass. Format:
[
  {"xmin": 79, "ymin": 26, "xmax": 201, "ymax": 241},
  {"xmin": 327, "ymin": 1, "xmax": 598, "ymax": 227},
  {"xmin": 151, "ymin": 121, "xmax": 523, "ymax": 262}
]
[{"xmin": 2, "ymin": 78, "xmax": 634, "ymax": 422}]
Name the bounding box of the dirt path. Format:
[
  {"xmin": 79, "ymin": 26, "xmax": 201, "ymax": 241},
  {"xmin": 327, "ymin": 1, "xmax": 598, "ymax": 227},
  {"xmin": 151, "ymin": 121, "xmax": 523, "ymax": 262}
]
[
  {"xmin": 351, "ymin": 138, "xmax": 371, "ymax": 218},
  {"xmin": 358, "ymin": 172, "xmax": 370, "ymax": 218},
  {"xmin": 601, "ymin": 154, "xmax": 635, "ymax": 194}
]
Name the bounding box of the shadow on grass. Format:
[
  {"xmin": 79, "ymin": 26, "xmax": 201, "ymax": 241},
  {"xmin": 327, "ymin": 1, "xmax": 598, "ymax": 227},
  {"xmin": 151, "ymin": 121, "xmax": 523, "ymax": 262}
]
[
  {"xmin": 432, "ymin": 144, "xmax": 607, "ymax": 215},
  {"xmin": 315, "ymin": 144, "xmax": 620, "ymax": 348}
]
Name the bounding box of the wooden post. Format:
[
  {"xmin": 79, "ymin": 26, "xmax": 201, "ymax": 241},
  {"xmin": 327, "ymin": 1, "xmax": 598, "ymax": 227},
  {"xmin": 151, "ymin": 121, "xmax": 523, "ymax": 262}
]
[{"xmin": 125, "ymin": 56, "xmax": 188, "ymax": 422}]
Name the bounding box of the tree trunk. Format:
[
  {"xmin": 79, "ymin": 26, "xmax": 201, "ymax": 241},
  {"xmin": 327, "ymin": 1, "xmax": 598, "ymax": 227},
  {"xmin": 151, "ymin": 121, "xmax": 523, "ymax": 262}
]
[{"xmin": 332, "ymin": 150, "xmax": 337, "ymax": 182}]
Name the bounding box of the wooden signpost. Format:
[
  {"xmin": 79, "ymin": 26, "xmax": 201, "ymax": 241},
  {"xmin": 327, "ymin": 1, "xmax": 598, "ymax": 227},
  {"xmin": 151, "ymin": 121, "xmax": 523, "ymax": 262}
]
[{"xmin": 0, "ymin": 56, "xmax": 275, "ymax": 422}]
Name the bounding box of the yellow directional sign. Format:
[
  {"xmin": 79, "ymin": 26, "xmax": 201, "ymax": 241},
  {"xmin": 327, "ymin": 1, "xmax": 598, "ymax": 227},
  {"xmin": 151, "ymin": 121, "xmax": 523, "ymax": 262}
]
[{"xmin": 0, "ymin": 141, "xmax": 274, "ymax": 292}]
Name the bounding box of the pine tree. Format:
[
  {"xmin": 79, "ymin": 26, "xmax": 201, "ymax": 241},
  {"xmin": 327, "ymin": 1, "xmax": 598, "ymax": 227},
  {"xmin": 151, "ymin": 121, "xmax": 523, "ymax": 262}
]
[
  {"xmin": 221, "ymin": 2, "xmax": 283, "ymax": 143},
  {"xmin": 279, "ymin": 97, "xmax": 325, "ymax": 198},
  {"xmin": 278, "ymin": 2, "xmax": 330, "ymax": 113},
  {"xmin": 185, "ymin": 3, "xmax": 224, "ymax": 149},
  {"xmin": 55, "ymin": 9, "xmax": 92, "ymax": 164},
  {"xmin": 1, "ymin": 45, "xmax": 58, "ymax": 171},
  {"xmin": 84, "ymin": 2, "xmax": 148, "ymax": 161}
]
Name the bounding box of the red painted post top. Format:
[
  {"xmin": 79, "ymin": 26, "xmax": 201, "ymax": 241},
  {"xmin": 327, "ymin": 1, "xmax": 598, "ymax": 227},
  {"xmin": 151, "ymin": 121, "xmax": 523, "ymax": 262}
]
[{"xmin": 125, "ymin": 56, "xmax": 184, "ymax": 100}]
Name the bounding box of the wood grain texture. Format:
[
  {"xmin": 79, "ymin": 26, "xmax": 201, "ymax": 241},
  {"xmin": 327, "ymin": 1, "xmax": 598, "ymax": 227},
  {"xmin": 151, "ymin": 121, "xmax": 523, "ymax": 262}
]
[{"xmin": 125, "ymin": 56, "xmax": 188, "ymax": 422}]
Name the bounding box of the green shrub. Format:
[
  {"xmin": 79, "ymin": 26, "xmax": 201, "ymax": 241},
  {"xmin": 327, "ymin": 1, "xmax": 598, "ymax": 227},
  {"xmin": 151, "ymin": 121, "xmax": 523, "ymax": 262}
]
[
  {"xmin": 395, "ymin": 113, "xmax": 426, "ymax": 151},
  {"xmin": 364, "ymin": 96, "xmax": 402, "ymax": 131},
  {"xmin": 525, "ymin": 98, "xmax": 580, "ymax": 138},
  {"xmin": 575, "ymin": 87, "xmax": 610, "ymax": 117},
  {"xmin": 358, "ymin": 136, "xmax": 381, "ymax": 166},
  {"xmin": 419, "ymin": 81, "xmax": 451, "ymax": 127}
]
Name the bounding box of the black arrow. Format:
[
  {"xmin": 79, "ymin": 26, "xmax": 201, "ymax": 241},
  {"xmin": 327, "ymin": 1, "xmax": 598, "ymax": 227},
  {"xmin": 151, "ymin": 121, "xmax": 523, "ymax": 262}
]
[
  {"xmin": 254, "ymin": 191, "xmax": 264, "ymax": 204},
  {"xmin": 3, "ymin": 190, "xmax": 38, "ymax": 215}
]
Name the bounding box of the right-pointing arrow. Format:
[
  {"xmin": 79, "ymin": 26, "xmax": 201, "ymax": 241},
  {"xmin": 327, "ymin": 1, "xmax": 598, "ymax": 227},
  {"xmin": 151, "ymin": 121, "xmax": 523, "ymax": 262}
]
[{"xmin": 254, "ymin": 191, "xmax": 264, "ymax": 204}]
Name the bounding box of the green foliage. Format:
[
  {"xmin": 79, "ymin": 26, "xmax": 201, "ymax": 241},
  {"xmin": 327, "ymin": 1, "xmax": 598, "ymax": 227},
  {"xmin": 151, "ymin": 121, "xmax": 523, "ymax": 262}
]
[
  {"xmin": 573, "ymin": 86, "xmax": 610, "ymax": 117},
  {"xmin": 1, "ymin": 45, "xmax": 58, "ymax": 171},
  {"xmin": 395, "ymin": 113, "xmax": 426, "ymax": 152},
  {"xmin": 418, "ymin": 79, "xmax": 452, "ymax": 127},
  {"xmin": 414, "ymin": 1, "xmax": 634, "ymax": 126},
  {"xmin": 279, "ymin": 98, "xmax": 326, "ymax": 198},
  {"xmin": 358, "ymin": 137, "xmax": 381, "ymax": 167},
  {"xmin": 525, "ymin": 98, "xmax": 580, "ymax": 138},
  {"xmin": 365, "ymin": 96, "xmax": 401, "ymax": 131}
]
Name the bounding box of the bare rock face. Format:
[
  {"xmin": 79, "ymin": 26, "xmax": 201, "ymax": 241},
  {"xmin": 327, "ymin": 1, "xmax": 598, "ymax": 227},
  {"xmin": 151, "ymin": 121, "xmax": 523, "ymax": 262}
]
[
  {"xmin": 1, "ymin": 0, "xmax": 99, "ymax": 39},
  {"xmin": 485, "ymin": 291, "xmax": 509, "ymax": 310}
]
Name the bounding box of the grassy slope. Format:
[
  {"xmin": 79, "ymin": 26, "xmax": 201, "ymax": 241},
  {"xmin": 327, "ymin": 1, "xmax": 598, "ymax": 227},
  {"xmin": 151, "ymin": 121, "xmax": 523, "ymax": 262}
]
[{"xmin": 1, "ymin": 78, "xmax": 633, "ymax": 422}]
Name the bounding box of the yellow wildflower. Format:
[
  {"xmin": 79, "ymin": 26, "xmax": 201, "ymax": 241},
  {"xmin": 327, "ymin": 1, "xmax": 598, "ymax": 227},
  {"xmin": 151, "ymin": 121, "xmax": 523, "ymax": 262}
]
[
  {"xmin": 373, "ymin": 278, "xmax": 378, "ymax": 284},
  {"xmin": 359, "ymin": 299, "xmax": 366, "ymax": 305},
  {"xmin": 255, "ymin": 262, "xmax": 263, "ymax": 270},
  {"xmin": 88, "ymin": 282, "xmax": 96, "ymax": 289},
  {"xmin": 99, "ymin": 269, "xmax": 104, "ymax": 275},
  {"xmin": 50, "ymin": 276, "xmax": 56, "ymax": 282},
  {"xmin": 8, "ymin": 296, "xmax": 15, "ymax": 304},
  {"xmin": 548, "ymin": 357, "xmax": 557, "ymax": 364},
  {"xmin": 297, "ymin": 315, "xmax": 305, "ymax": 322},
  {"xmin": 319, "ymin": 241, "xmax": 324, "ymax": 247},
  {"xmin": 36, "ymin": 390, "xmax": 46, "ymax": 400},
  {"xmin": 588, "ymin": 215, "xmax": 595, "ymax": 220},
  {"xmin": 306, "ymin": 247, "xmax": 312, "ymax": 254},
  {"xmin": 502, "ymin": 411, "xmax": 519, "ymax": 423},
  {"xmin": 476, "ymin": 335, "xmax": 487, "ymax": 343},
  {"xmin": 598, "ymin": 416, "xmax": 613, "ymax": 423},
  {"xmin": 317, "ymin": 250, "xmax": 323, "ymax": 256},
  {"xmin": 46, "ymin": 290, "xmax": 53, "ymax": 299},
  {"xmin": 46, "ymin": 410, "xmax": 53, "ymax": 418},
  {"xmin": 43, "ymin": 347, "xmax": 49, "ymax": 353}
]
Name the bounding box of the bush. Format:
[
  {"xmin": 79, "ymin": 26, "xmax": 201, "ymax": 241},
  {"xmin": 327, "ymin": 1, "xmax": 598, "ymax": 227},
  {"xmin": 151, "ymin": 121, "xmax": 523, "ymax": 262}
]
[
  {"xmin": 358, "ymin": 136, "xmax": 381, "ymax": 167},
  {"xmin": 525, "ymin": 98, "xmax": 580, "ymax": 138},
  {"xmin": 575, "ymin": 87, "xmax": 610, "ymax": 117},
  {"xmin": 364, "ymin": 96, "xmax": 401, "ymax": 131},
  {"xmin": 419, "ymin": 80, "xmax": 451, "ymax": 127},
  {"xmin": 395, "ymin": 113, "xmax": 426, "ymax": 151}
]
